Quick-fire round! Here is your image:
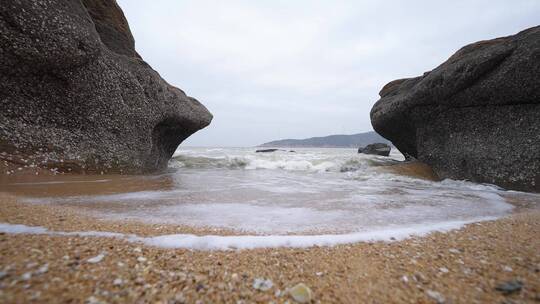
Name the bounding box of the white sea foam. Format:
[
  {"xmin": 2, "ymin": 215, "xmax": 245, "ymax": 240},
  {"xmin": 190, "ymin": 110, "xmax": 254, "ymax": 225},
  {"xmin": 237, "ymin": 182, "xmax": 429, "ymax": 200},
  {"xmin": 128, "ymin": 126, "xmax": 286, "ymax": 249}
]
[
  {"xmin": 141, "ymin": 218, "xmax": 493, "ymax": 250},
  {"xmin": 11, "ymin": 147, "xmax": 530, "ymax": 236},
  {"xmin": 0, "ymin": 217, "xmax": 497, "ymax": 250},
  {"xmin": 171, "ymin": 147, "xmax": 399, "ymax": 173},
  {"xmin": 0, "ymin": 223, "xmax": 49, "ymax": 234}
]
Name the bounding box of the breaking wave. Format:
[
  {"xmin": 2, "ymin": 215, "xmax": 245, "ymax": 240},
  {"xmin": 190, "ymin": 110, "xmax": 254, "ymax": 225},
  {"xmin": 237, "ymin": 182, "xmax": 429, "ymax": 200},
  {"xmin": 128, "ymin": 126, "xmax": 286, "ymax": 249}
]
[{"xmin": 171, "ymin": 150, "xmax": 399, "ymax": 173}]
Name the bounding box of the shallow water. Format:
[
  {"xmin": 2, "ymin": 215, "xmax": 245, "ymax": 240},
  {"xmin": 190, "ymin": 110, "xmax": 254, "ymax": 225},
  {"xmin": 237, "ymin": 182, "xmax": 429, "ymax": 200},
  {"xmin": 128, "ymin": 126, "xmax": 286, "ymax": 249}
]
[{"xmin": 3, "ymin": 147, "xmax": 536, "ymax": 238}]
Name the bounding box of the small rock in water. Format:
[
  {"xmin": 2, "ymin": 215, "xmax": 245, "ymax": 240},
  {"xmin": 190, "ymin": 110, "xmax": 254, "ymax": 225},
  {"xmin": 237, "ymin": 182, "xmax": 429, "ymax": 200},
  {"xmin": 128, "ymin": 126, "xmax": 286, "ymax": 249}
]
[
  {"xmin": 401, "ymin": 275, "xmax": 409, "ymax": 283},
  {"xmin": 21, "ymin": 272, "xmax": 32, "ymax": 280},
  {"xmin": 0, "ymin": 271, "xmax": 8, "ymax": 280},
  {"xmin": 495, "ymin": 280, "xmax": 523, "ymax": 295},
  {"xmin": 448, "ymin": 248, "xmax": 461, "ymax": 254},
  {"xmin": 439, "ymin": 267, "xmax": 449, "ymax": 274},
  {"xmin": 252, "ymin": 278, "xmax": 273, "ymax": 291},
  {"xmin": 289, "ymin": 283, "xmax": 313, "ymax": 303},
  {"xmin": 426, "ymin": 290, "xmax": 445, "ymax": 303},
  {"xmin": 113, "ymin": 278, "xmax": 123, "ymax": 286},
  {"xmin": 87, "ymin": 253, "xmax": 105, "ymax": 264},
  {"xmin": 133, "ymin": 247, "xmax": 142, "ymax": 253}
]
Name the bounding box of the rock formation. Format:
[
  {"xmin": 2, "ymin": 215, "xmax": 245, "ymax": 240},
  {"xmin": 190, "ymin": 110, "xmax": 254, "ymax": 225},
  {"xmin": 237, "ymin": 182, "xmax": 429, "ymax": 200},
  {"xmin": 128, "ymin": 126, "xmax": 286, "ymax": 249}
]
[
  {"xmin": 0, "ymin": 0, "xmax": 212, "ymax": 174},
  {"xmin": 371, "ymin": 26, "xmax": 539, "ymax": 192},
  {"xmin": 358, "ymin": 143, "xmax": 391, "ymax": 157}
]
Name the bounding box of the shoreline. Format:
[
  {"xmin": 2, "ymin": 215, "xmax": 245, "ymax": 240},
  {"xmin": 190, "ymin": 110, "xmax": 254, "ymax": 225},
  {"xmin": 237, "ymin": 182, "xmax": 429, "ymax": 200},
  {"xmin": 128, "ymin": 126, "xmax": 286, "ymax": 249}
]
[{"xmin": 0, "ymin": 193, "xmax": 539, "ymax": 303}]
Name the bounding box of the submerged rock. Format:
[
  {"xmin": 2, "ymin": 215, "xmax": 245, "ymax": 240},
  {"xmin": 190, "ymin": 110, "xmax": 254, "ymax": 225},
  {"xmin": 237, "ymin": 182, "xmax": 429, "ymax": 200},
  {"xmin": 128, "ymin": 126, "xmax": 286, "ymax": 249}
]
[
  {"xmin": 378, "ymin": 161, "xmax": 439, "ymax": 181},
  {"xmin": 0, "ymin": 0, "xmax": 212, "ymax": 174},
  {"xmin": 358, "ymin": 143, "xmax": 391, "ymax": 156},
  {"xmin": 370, "ymin": 26, "xmax": 540, "ymax": 192}
]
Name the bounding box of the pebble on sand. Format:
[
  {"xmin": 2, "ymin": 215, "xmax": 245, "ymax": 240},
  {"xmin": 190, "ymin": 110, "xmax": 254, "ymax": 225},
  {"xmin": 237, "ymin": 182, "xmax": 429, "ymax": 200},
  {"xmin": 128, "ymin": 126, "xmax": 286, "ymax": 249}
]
[
  {"xmin": 439, "ymin": 267, "xmax": 449, "ymax": 274},
  {"xmin": 87, "ymin": 253, "xmax": 105, "ymax": 264},
  {"xmin": 137, "ymin": 256, "xmax": 147, "ymax": 263},
  {"xmin": 21, "ymin": 272, "xmax": 32, "ymax": 280},
  {"xmin": 289, "ymin": 283, "xmax": 313, "ymax": 303},
  {"xmin": 252, "ymin": 278, "xmax": 273, "ymax": 291},
  {"xmin": 36, "ymin": 264, "xmax": 49, "ymax": 274},
  {"xmin": 426, "ymin": 290, "xmax": 445, "ymax": 303},
  {"xmin": 495, "ymin": 280, "xmax": 523, "ymax": 295},
  {"xmin": 86, "ymin": 296, "xmax": 106, "ymax": 304},
  {"xmin": 502, "ymin": 266, "xmax": 513, "ymax": 272}
]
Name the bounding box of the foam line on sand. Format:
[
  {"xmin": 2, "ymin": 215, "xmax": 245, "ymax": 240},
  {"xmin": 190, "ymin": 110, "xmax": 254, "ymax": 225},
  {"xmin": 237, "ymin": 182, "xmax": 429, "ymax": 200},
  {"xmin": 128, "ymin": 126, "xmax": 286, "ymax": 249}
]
[{"xmin": 0, "ymin": 217, "xmax": 497, "ymax": 250}]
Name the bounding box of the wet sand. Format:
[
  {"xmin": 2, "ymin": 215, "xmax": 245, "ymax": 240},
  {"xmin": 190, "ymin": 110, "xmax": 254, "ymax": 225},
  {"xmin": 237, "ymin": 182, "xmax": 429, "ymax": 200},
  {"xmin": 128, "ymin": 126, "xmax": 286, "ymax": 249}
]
[{"xmin": 0, "ymin": 193, "xmax": 539, "ymax": 303}]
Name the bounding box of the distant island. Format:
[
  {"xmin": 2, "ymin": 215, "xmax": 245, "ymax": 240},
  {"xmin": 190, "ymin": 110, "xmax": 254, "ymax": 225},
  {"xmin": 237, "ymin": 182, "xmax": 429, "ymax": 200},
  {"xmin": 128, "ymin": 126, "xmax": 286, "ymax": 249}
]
[{"xmin": 258, "ymin": 131, "xmax": 390, "ymax": 148}]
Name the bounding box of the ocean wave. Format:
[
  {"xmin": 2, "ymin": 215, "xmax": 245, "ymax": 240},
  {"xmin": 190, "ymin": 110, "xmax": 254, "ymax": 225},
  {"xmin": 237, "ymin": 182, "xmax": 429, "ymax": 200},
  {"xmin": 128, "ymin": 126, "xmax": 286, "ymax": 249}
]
[
  {"xmin": 171, "ymin": 153, "xmax": 397, "ymax": 173},
  {"xmin": 171, "ymin": 155, "xmax": 248, "ymax": 169}
]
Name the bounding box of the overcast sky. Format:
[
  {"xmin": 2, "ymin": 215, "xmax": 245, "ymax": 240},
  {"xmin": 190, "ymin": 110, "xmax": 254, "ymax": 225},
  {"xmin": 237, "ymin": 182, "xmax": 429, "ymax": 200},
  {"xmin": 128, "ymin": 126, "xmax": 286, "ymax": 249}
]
[{"xmin": 117, "ymin": 0, "xmax": 539, "ymax": 147}]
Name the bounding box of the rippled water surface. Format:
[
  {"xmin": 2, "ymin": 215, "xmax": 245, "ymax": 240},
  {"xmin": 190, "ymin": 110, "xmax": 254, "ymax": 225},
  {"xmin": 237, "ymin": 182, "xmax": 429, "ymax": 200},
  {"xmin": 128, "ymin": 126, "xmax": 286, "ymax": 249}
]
[{"xmin": 3, "ymin": 147, "xmax": 537, "ymax": 235}]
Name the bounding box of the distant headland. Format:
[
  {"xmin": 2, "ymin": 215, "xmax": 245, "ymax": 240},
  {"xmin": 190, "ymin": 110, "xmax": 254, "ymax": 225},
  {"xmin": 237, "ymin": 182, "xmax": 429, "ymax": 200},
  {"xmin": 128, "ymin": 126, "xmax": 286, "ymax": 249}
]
[{"xmin": 258, "ymin": 131, "xmax": 390, "ymax": 148}]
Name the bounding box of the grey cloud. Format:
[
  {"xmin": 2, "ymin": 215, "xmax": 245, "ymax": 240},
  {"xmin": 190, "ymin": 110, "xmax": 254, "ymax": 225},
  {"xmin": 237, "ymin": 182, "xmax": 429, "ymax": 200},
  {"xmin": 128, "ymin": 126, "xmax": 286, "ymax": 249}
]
[{"xmin": 117, "ymin": 0, "xmax": 540, "ymax": 146}]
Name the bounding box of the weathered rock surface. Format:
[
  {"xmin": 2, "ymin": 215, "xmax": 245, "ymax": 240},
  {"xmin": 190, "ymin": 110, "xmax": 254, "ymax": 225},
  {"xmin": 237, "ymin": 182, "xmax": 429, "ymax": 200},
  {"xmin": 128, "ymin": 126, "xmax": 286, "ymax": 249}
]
[
  {"xmin": 0, "ymin": 0, "xmax": 212, "ymax": 174},
  {"xmin": 371, "ymin": 26, "xmax": 540, "ymax": 192},
  {"xmin": 358, "ymin": 143, "xmax": 391, "ymax": 156}
]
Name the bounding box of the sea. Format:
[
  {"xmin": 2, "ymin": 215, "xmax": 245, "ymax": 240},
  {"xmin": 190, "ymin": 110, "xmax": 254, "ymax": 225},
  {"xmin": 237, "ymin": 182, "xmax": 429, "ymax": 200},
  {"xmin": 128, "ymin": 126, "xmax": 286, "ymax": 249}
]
[{"xmin": 2, "ymin": 147, "xmax": 539, "ymax": 249}]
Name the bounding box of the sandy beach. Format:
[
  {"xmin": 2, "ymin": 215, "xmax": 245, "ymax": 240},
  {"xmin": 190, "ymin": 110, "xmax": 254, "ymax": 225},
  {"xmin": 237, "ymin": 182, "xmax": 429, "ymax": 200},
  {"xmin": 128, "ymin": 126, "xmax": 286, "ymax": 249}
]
[
  {"xmin": 2, "ymin": 0, "xmax": 539, "ymax": 303},
  {"xmin": 0, "ymin": 193, "xmax": 538, "ymax": 303}
]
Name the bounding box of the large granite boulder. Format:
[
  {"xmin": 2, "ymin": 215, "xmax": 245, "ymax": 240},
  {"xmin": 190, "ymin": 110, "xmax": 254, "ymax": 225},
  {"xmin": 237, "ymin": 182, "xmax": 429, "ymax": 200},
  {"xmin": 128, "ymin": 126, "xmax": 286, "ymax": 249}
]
[
  {"xmin": 371, "ymin": 26, "xmax": 540, "ymax": 192},
  {"xmin": 0, "ymin": 0, "xmax": 212, "ymax": 174}
]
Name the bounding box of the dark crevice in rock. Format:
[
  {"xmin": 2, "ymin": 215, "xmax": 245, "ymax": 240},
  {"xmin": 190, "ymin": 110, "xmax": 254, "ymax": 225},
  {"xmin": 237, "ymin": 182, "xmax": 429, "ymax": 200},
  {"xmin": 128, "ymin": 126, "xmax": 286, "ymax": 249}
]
[{"xmin": 147, "ymin": 118, "xmax": 193, "ymax": 172}]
